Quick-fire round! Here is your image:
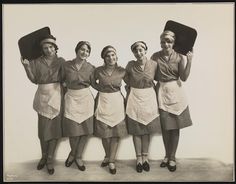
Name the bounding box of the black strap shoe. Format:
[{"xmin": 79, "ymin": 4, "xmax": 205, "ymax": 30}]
[
  {"xmin": 136, "ymin": 163, "xmax": 143, "ymax": 173},
  {"xmin": 37, "ymin": 158, "xmax": 47, "ymax": 170},
  {"xmin": 101, "ymin": 157, "xmax": 109, "ymax": 167},
  {"xmin": 109, "ymin": 168, "xmax": 117, "ymax": 174},
  {"xmin": 46, "ymin": 163, "xmax": 55, "ymax": 175},
  {"xmin": 65, "ymin": 154, "xmax": 74, "ymax": 167},
  {"xmin": 109, "ymin": 163, "xmax": 116, "ymax": 175},
  {"xmin": 101, "ymin": 161, "xmax": 109, "ymax": 167},
  {"xmin": 75, "ymin": 160, "xmax": 86, "ymax": 171},
  {"xmin": 47, "ymin": 168, "xmax": 55, "ymax": 175},
  {"xmin": 142, "ymin": 161, "xmax": 150, "ymax": 172},
  {"xmin": 160, "ymin": 158, "xmax": 169, "ymax": 168},
  {"xmin": 167, "ymin": 160, "xmax": 177, "ymax": 172}
]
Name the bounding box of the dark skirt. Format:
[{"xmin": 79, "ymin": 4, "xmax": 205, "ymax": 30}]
[
  {"xmin": 126, "ymin": 116, "xmax": 161, "ymax": 135},
  {"xmin": 94, "ymin": 119, "xmax": 128, "ymax": 138},
  {"xmin": 159, "ymin": 106, "xmax": 192, "ymax": 130},
  {"xmin": 38, "ymin": 113, "xmax": 62, "ymax": 141},
  {"xmin": 62, "ymin": 116, "xmax": 94, "ymax": 137}
]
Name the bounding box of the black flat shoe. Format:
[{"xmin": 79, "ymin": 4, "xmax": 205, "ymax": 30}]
[
  {"xmin": 65, "ymin": 155, "xmax": 74, "ymax": 167},
  {"xmin": 167, "ymin": 160, "xmax": 177, "ymax": 172},
  {"xmin": 136, "ymin": 163, "xmax": 143, "ymax": 173},
  {"xmin": 160, "ymin": 159, "xmax": 168, "ymax": 168},
  {"xmin": 101, "ymin": 161, "xmax": 109, "ymax": 167},
  {"xmin": 75, "ymin": 160, "xmax": 86, "ymax": 171},
  {"xmin": 37, "ymin": 158, "xmax": 47, "ymax": 170},
  {"xmin": 160, "ymin": 161, "xmax": 168, "ymax": 168},
  {"xmin": 46, "ymin": 163, "xmax": 55, "ymax": 175},
  {"xmin": 47, "ymin": 168, "xmax": 55, "ymax": 175},
  {"xmin": 142, "ymin": 161, "xmax": 150, "ymax": 172},
  {"xmin": 109, "ymin": 168, "xmax": 116, "ymax": 175}
]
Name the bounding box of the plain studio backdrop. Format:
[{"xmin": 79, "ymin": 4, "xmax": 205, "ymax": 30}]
[{"xmin": 3, "ymin": 3, "xmax": 234, "ymax": 166}]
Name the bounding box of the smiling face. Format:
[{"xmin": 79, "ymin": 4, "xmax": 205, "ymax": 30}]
[
  {"xmin": 76, "ymin": 44, "xmax": 90, "ymax": 60},
  {"xmin": 42, "ymin": 43, "xmax": 56, "ymax": 57},
  {"xmin": 160, "ymin": 37, "xmax": 175, "ymax": 52},
  {"xmin": 132, "ymin": 45, "xmax": 147, "ymax": 60},
  {"xmin": 104, "ymin": 51, "xmax": 117, "ymax": 66}
]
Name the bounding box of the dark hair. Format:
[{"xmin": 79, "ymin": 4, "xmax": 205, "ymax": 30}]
[
  {"xmin": 75, "ymin": 41, "xmax": 91, "ymax": 54},
  {"xmin": 101, "ymin": 45, "xmax": 116, "ymax": 59},
  {"xmin": 131, "ymin": 41, "xmax": 148, "ymax": 52}
]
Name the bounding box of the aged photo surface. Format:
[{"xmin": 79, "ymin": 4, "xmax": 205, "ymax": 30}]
[{"xmin": 3, "ymin": 3, "xmax": 234, "ymax": 182}]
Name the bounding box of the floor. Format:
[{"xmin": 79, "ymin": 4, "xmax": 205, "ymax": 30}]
[{"xmin": 4, "ymin": 158, "xmax": 234, "ymax": 182}]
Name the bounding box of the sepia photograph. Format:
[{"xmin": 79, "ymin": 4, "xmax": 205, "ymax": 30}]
[{"xmin": 2, "ymin": 2, "xmax": 234, "ymax": 182}]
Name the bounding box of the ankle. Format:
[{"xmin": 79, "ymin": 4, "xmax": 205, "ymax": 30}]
[
  {"xmin": 109, "ymin": 162, "xmax": 116, "ymax": 169},
  {"xmin": 169, "ymin": 160, "xmax": 176, "ymax": 166},
  {"xmin": 142, "ymin": 153, "xmax": 149, "ymax": 163},
  {"xmin": 75, "ymin": 158, "xmax": 84, "ymax": 166},
  {"xmin": 103, "ymin": 157, "xmax": 109, "ymax": 162},
  {"xmin": 47, "ymin": 156, "xmax": 53, "ymax": 164},
  {"xmin": 136, "ymin": 155, "xmax": 142, "ymax": 165},
  {"xmin": 42, "ymin": 153, "xmax": 47, "ymax": 159},
  {"xmin": 163, "ymin": 157, "xmax": 169, "ymax": 163},
  {"xmin": 68, "ymin": 154, "xmax": 75, "ymax": 161}
]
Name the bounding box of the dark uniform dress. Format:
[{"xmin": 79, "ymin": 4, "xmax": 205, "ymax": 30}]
[
  {"xmin": 91, "ymin": 65, "xmax": 128, "ymax": 138},
  {"xmin": 124, "ymin": 59, "xmax": 161, "ymax": 135},
  {"xmin": 24, "ymin": 55, "xmax": 65, "ymax": 141},
  {"xmin": 151, "ymin": 51, "xmax": 192, "ymax": 130},
  {"xmin": 61, "ymin": 59, "xmax": 95, "ymax": 137}
]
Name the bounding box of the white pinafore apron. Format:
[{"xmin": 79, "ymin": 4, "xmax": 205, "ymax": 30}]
[
  {"xmin": 158, "ymin": 80, "xmax": 188, "ymax": 115},
  {"xmin": 64, "ymin": 88, "xmax": 94, "ymax": 124},
  {"xmin": 33, "ymin": 83, "xmax": 61, "ymax": 119},
  {"xmin": 95, "ymin": 91, "xmax": 125, "ymax": 127},
  {"xmin": 126, "ymin": 87, "xmax": 160, "ymax": 125}
]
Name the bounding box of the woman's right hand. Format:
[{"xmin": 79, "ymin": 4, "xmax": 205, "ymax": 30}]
[{"xmin": 21, "ymin": 57, "xmax": 30, "ymax": 66}]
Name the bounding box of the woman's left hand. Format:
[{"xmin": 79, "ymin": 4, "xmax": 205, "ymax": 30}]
[{"xmin": 186, "ymin": 50, "xmax": 193, "ymax": 62}]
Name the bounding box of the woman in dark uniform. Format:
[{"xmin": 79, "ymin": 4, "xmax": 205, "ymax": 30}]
[
  {"xmin": 62, "ymin": 41, "xmax": 95, "ymax": 171},
  {"xmin": 151, "ymin": 30, "xmax": 193, "ymax": 172},
  {"xmin": 91, "ymin": 45, "xmax": 128, "ymax": 175},
  {"xmin": 124, "ymin": 41, "xmax": 161, "ymax": 173},
  {"xmin": 21, "ymin": 34, "xmax": 65, "ymax": 175}
]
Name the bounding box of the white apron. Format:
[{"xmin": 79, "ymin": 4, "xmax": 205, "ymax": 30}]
[
  {"xmin": 95, "ymin": 91, "xmax": 125, "ymax": 127},
  {"xmin": 126, "ymin": 87, "xmax": 159, "ymax": 125},
  {"xmin": 64, "ymin": 88, "xmax": 94, "ymax": 124},
  {"xmin": 158, "ymin": 80, "xmax": 188, "ymax": 115},
  {"xmin": 33, "ymin": 83, "xmax": 61, "ymax": 119}
]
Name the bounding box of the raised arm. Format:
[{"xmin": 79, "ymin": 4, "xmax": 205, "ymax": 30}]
[
  {"xmin": 179, "ymin": 51, "xmax": 193, "ymax": 82},
  {"xmin": 21, "ymin": 57, "xmax": 37, "ymax": 84}
]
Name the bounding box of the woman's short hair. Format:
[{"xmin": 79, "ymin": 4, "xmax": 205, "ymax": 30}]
[
  {"xmin": 75, "ymin": 41, "xmax": 91, "ymax": 54},
  {"xmin": 160, "ymin": 30, "xmax": 175, "ymax": 43},
  {"xmin": 131, "ymin": 41, "xmax": 148, "ymax": 52},
  {"xmin": 101, "ymin": 45, "xmax": 117, "ymax": 59}
]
